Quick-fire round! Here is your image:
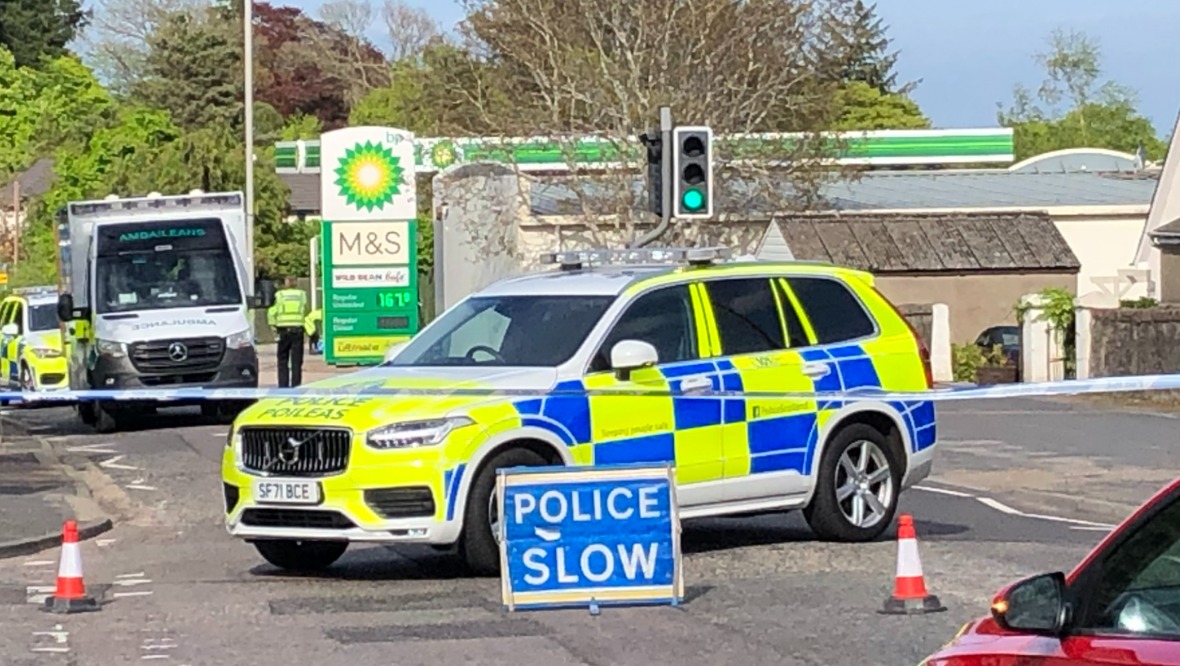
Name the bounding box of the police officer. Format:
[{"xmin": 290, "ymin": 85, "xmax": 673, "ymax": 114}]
[{"xmin": 268, "ymin": 276, "xmax": 308, "ymax": 387}]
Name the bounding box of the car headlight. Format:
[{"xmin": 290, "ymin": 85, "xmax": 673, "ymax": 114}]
[
  {"xmin": 30, "ymin": 347, "xmax": 62, "ymax": 359},
  {"xmin": 96, "ymin": 339, "xmax": 126, "ymax": 357},
  {"xmin": 226, "ymin": 329, "xmax": 253, "ymax": 350},
  {"xmin": 365, "ymin": 416, "xmax": 474, "ymax": 450}
]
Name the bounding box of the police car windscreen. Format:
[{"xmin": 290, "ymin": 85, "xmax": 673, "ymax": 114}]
[
  {"xmin": 94, "ymin": 218, "xmax": 243, "ymax": 314},
  {"xmin": 29, "ymin": 304, "xmax": 58, "ymax": 331},
  {"xmin": 389, "ymin": 295, "xmax": 615, "ymax": 367}
]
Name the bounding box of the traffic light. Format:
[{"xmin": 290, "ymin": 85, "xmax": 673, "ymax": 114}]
[
  {"xmin": 672, "ymin": 126, "xmax": 713, "ymax": 219},
  {"xmin": 639, "ymin": 130, "xmax": 665, "ymax": 217}
]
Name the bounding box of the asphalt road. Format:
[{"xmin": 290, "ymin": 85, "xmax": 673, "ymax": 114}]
[{"xmin": 0, "ymin": 396, "xmax": 1174, "ymax": 665}]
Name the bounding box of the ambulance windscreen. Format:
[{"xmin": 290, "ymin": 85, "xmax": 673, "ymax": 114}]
[{"xmin": 94, "ymin": 218, "xmax": 243, "ymax": 314}]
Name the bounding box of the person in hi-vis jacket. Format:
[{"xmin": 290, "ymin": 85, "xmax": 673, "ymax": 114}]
[{"xmin": 267, "ymin": 277, "xmax": 308, "ymax": 387}]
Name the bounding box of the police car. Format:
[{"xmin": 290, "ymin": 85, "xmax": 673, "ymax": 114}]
[
  {"xmin": 0, "ymin": 286, "xmax": 68, "ymax": 398},
  {"xmin": 222, "ymin": 248, "xmax": 938, "ymax": 574}
]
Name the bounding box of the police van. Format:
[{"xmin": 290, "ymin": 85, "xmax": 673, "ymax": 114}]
[{"xmin": 223, "ymin": 248, "xmax": 939, "ymax": 574}]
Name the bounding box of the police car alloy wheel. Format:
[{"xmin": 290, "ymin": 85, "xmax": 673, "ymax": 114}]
[
  {"xmin": 804, "ymin": 423, "xmax": 900, "ymax": 543},
  {"xmin": 460, "ymin": 447, "xmax": 548, "ymax": 576}
]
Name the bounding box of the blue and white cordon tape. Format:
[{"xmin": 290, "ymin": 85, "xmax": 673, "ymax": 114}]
[{"xmin": 1, "ymin": 374, "xmax": 1178, "ymax": 404}]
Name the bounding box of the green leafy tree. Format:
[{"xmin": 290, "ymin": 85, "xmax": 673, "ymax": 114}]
[
  {"xmin": 130, "ymin": 5, "xmax": 242, "ymax": 131},
  {"xmin": 999, "ymin": 28, "xmax": 1165, "ymax": 161},
  {"xmin": 280, "ymin": 113, "xmax": 323, "ymax": 141},
  {"xmin": 830, "ymin": 81, "xmax": 930, "ymax": 131},
  {"xmin": 0, "ymin": 0, "xmax": 88, "ymax": 68},
  {"xmin": 0, "ymin": 48, "xmax": 112, "ymax": 177}
]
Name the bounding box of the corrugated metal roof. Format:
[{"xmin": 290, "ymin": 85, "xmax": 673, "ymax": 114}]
[{"xmin": 528, "ymin": 170, "xmax": 1159, "ymax": 216}]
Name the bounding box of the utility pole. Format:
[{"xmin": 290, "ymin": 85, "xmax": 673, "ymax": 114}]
[
  {"xmin": 243, "ymin": 0, "xmax": 255, "ymax": 294},
  {"xmin": 12, "ymin": 180, "xmax": 18, "ymax": 271}
]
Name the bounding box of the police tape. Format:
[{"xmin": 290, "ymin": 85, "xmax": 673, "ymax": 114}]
[{"xmin": 2, "ymin": 373, "xmax": 1180, "ymax": 404}]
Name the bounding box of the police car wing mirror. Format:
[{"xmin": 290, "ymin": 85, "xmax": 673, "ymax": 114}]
[
  {"xmin": 0, "ymin": 323, "xmax": 16, "ymax": 337},
  {"xmin": 56, "ymin": 293, "xmax": 74, "ymax": 322},
  {"xmin": 383, "ymin": 341, "xmax": 408, "ymax": 363},
  {"xmin": 610, "ymin": 340, "xmax": 658, "ymax": 380}
]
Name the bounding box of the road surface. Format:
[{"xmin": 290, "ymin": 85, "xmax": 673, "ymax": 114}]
[{"xmin": 0, "ymin": 396, "xmax": 1173, "ymax": 665}]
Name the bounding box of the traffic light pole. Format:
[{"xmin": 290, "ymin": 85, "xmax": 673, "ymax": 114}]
[{"xmin": 634, "ymin": 106, "xmax": 674, "ymax": 247}]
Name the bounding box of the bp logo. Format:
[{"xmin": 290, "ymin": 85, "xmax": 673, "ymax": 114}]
[
  {"xmin": 430, "ymin": 140, "xmax": 458, "ymax": 169},
  {"xmin": 333, "ymin": 141, "xmax": 405, "ymax": 212}
]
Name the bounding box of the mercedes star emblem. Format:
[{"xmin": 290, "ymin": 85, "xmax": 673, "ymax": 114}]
[{"xmin": 168, "ymin": 342, "xmax": 188, "ymax": 362}]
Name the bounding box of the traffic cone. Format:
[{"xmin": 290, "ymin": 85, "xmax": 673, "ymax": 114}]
[
  {"xmin": 880, "ymin": 514, "xmax": 946, "ymax": 615},
  {"xmin": 42, "ymin": 520, "xmax": 100, "ymax": 614}
]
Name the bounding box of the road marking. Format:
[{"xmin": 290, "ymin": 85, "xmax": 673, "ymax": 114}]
[
  {"xmin": 99, "ymin": 455, "xmax": 139, "ymax": 470},
  {"xmin": 97, "ymin": 538, "xmax": 117, "ymax": 547},
  {"xmin": 114, "ymin": 590, "xmax": 154, "ymax": 598},
  {"xmin": 114, "ymin": 578, "xmax": 152, "ymax": 587},
  {"xmin": 26, "ymin": 585, "xmax": 56, "ymax": 604},
  {"xmin": 66, "ymin": 442, "xmax": 118, "ymax": 453},
  {"xmin": 211, "ymin": 431, "xmax": 228, "ymax": 437},
  {"xmin": 976, "ymin": 497, "xmax": 1023, "ymax": 515},
  {"xmin": 915, "ymin": 484, "xmax": 1120, "ymax": 529},
  {"xmin": 1071, "ymin": 525, "xmax": 1113, "ymax": 532},
  {"xmin": 30, "ymin": 628, "xmax": 69, "ymax": 653},
  {"xmin": 914, "ymin": 485, "xmax": 974, "ymax": 498},
  {"xmin": 126, "ymin": 478, "xmax": 157, "ymax": 491},
  {"xmin": 117, "ymin": 572, "xmax": 146, "ymax": 579},
  {"xmin": 23, "ymin": 560, "xmax": 54, "ymax": 567}
]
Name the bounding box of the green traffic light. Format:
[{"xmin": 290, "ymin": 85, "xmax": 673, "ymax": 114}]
[{"xmin": 682, "ymin": 188, "xmax": 704, "ymax": 210}]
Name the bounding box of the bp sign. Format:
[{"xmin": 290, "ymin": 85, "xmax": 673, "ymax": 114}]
[{"xmin": 319, "ymin": 126, "xmax": 419, "ymax": 365}]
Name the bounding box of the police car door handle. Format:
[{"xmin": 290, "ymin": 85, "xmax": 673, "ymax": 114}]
[
  {"xmin": 801, "ymin": 362, "xmax": 831, "ymax": 378},
  {"xmin": 680, "ymin": 376, "xmax": 712, "ymax": 395}
]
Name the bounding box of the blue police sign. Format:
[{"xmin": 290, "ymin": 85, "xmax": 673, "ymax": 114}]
[{"xmin": 497, "ymin": 464, "xmax": 684, "ymax": 611}]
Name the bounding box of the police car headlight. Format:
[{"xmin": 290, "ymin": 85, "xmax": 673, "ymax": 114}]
[
  {"xmin": 30, "ymin": 347, "xmax": 62, "ymax": 359},
  {"xmin": 225, "ymin": 329, "xmax": 253, "ymax": 350},
  {"xmin": 365, "ymin": 416, "xmax": 474, "ymax": 450},
  {"xmin": 96, "ymin": 339, "xmax": 126, "ymax": 357}
]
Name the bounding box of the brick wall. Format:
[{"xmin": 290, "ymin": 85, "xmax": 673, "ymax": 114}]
[{"xmin": 1089, "ymin": 306, "xmax": 1180, "ymax": 377}]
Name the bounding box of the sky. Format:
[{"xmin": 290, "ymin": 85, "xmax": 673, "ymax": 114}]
[{"xmin": 282, "ymin": 0, "xmax": 1180, "ymax": 135}]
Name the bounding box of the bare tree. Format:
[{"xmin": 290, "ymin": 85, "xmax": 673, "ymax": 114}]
[
  {"xmin": 76, "ymin": 0, "xmax": 203, "ymax": 94},
  {"xmin": 442, "ymin": 0, "xmax": 864, "ymax": 238},
  {"xmin": 382, "ymin": 0, "xmax": 442, "ymax": 62},
  {"xmin": 311, "ymin": 0, "xmax": 392, "ymax": 105}
]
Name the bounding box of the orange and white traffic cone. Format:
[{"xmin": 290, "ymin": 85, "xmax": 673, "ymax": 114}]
[
  {"xmin": 42, "ymin": 520, "xmax": 100, "ymax": 614},
  {"xmin": 880, "ymin": 514, "xmax": 945, "ymax": 615}
]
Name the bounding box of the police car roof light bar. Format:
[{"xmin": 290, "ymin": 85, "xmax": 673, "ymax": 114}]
[
  {"xmin": 539, "ymin": 246, "xmax": 732, "ymax": 270},
  {"xmin": 11, "ymin": 285, "xmax": 59, "ymax": 296}
]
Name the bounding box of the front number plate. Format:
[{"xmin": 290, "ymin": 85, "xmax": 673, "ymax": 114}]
[{"xmin": 253, "ymin": 479, "xmax": 320, "ymax": 505}]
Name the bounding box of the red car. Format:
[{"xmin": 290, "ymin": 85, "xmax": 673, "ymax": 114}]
[{"xmin": 922, "ymin": 477, "xmax": 1180, "ymax": 665}]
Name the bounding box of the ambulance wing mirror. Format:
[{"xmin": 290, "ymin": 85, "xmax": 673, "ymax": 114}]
[
  {"xmin": 610, "ymin": 340, "xmax": 658, "ymax": 381},
  {"xmin": 56, "ymin": 293, "xmax": 75, "ymax": 322},
  {"xmin": 250, "ymin": 279, "xmax": 276, "ymax": 309},
  {"xmin": 0, "ymin": 323, "xmax": 16, "ymax": 337}
]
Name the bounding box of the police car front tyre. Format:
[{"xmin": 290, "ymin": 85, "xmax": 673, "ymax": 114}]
[
  {"xmin": 804, "ymin": 423, "xmax": 900, "ymax": 543},
  {"xmin": 459, "ymin": 447, "xmax": 549, "ymax": 576},
  {"xmin": 254, "ymin": 539, "xmax": 348, "ymax": 571}
]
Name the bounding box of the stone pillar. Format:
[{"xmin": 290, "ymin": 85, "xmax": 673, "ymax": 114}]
[{"xmin": 930, "ymin": 303, "xmax": 952, "ymax": 383}]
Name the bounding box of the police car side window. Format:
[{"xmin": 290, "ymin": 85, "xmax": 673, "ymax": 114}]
[
  {"xmin": 787, "ymin": 277, "xmax": 875, "ymax": 345},
  {"xmin": 704, "ymin": 278, "xmax": 791, "ymax": 355},
  {"xmin": 11, "ymin": 303, "xmax": 23, "ymax": 334},
  {"xmin": 590, "ymin": 285, "xmax": 697, "ymax": 372}
]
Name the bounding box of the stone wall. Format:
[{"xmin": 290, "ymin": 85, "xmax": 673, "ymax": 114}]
[
  {"xmin": 896, "ymin": 304, "xmax": 932, "ymax": 348},
  {"xmin": 1088, "ymin": 306, "xmax": 1180, "ymax": 377}
]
